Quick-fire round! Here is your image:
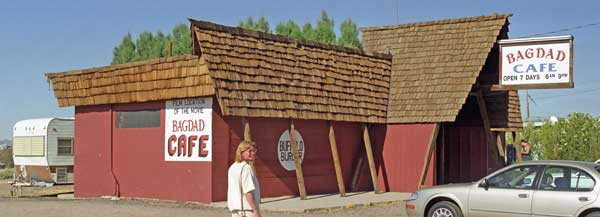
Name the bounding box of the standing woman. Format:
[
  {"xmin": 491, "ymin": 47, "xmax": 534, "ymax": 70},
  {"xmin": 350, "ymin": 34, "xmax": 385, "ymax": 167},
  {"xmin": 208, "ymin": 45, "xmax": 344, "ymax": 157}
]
[
  {"xmin": 520, "ymin": 139, "xmax": 532, "ymax": 161},
  {"xmin": 228, "ymin": 140, "xmax": 261, "ymax": 217}
]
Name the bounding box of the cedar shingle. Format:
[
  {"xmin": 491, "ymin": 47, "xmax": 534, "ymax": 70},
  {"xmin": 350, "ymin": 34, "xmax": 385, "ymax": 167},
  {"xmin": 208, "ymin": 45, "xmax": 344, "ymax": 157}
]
[{"xmin": 362, "ymin": 13, "xmax": 521, "ymax": 128}]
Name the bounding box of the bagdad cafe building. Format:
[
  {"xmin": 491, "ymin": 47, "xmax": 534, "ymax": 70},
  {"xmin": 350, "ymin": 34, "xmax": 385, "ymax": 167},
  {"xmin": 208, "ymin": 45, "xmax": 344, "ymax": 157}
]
[{"xmin": 45, "ymin": 14, "xmax": 539, "ymax": 203}]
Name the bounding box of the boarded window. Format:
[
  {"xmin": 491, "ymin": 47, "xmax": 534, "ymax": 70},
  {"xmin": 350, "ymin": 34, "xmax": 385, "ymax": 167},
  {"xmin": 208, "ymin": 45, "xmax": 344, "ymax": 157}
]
[
  {"xmin": 13, "ymin": 136, "xmax": 45, "ymax": 156},
  {"xmin": 57, "ymin": 138, "xmax": 73, "ymax": 156},
  {"xmin": 116, "ymin": 110, "xmax": 160, "ymax": 128}
]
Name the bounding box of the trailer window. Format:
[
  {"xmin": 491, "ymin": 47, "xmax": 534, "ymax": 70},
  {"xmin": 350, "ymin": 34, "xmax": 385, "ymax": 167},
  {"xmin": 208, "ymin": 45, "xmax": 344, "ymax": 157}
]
[
  {"xmin": 57, "ymin": 138, "xmax": 73, "ymax": 156},
  {"xmin": 13, "ymin": 136, "xmax": 45, "ymax": 156},
  {"xmin": 117, "ymin": 110, "xmax": 160, "ymax": 128}
]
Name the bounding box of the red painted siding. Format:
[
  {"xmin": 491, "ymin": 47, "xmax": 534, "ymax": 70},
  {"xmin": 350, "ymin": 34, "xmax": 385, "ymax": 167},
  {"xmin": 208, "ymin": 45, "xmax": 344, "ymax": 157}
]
[
  {"xmin": 376, "ymin": 124, "xmax": 436, "ymax": 193},
  {"xmin": 74, "ymin": 102, "xmax": 213, "ymax": 203},
  {"xmin": 210, "ymin": 110, "xmax": 373, "ymax": 201},
  {"xmin": 74, "ymin": 105, "xmax": 116, "ymax": 198}
]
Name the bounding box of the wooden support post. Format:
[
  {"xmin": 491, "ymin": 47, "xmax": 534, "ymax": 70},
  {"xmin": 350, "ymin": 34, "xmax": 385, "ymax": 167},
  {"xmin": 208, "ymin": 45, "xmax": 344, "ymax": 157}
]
[
  {"xmin": 242, "ymin": 117, "xmax": 255, "ymax": 172},
  {"xmin": 419, "ymin": 124, "xmax": 440, "ymax": 189},
  {"xmin": 289, "ymin": 120, "xmax": 307, "ymax": 200},
  {"xmin": 496, "ymin": 134, "xmax": 505, "ymax": 157},
  {"xmin": 362, "ymin": 124, "xmax": 380, "ymax": 193},
  {"xmin": 328, "ymin": 122, "xmax": 346, "ymax": 196},
  {"xmin": 513, "ymin": 131, "xmax": 523, "ymax": 162},
  {"xmin": 438, "ymin": 125, "xmax": 445, "ymax": 185},
  {"xmin": 474, "ymin": 91, "xmax": 503, "ymax": 159},
  {"xmin": 351, "ymin": 155, "xmax": 364, "ymax": 192}
]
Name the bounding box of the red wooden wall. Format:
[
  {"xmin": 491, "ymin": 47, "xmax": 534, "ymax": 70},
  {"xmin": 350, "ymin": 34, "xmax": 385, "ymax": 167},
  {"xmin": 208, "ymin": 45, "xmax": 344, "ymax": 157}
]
[
  {"xmin": 74, "ymin": 101, "xmax": 213, "ymax": 203},
  {"xmin": 210, "ymin": 107, "xmax": 374, "ymax": 201},
  {"xmin": 376, "ymin": 124, "xmax": 436, "ymax": 193}
]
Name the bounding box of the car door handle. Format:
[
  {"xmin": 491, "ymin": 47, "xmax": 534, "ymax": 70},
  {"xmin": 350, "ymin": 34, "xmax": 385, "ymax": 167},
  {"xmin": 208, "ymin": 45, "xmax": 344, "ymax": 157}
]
[
  {"xmin": 579, "ymin": 197, "xmax": 591, "ymax": 202},
  {"xmin": 518, "ymin": 194, "xmax": 529, "ymax": 198}
]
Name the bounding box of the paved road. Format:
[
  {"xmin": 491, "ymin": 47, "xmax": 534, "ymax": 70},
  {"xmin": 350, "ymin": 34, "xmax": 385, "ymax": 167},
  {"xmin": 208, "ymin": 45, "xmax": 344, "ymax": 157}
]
[{"xmin": 0, "ymin": 197, "xmax": 408, "ymax": 217}]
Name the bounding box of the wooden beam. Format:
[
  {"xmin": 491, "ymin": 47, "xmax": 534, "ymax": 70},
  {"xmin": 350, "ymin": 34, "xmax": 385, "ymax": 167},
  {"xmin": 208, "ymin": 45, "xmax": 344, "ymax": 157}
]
[
  {"xmin": 475, "ymin": 91, "xmax": 504, "ymax": 159},
  {"xmin": 328, "ymin": 122, "xmax": 346, "ymax": 197},
  {"xmin": 438, "ymin": 124, "xmax": 445, "ymax": 185},
  {"xmin": 362, "ymin": 124, "xmax": 380, "ymax": 193},
  {"xmin": 243, "ymin": 117, "xmax": 252, "ymax": 141},
  {"xmin": 419, "ymin": 123, "xmax": 440, "ymax": 189},
  {"xmin": 242, "ymin": 117, "xmax": 255, "ymax": 173},
  {"xmin": 289, "ymin": 120, "xmax": 307, "ymax": 199},
  {"xmin": 350, "ymin": 154, "xmax": 364, "ymax": 192},
  {"xmin": 512, "ymin": 131, "xmax": 523, "ymax": 162}
]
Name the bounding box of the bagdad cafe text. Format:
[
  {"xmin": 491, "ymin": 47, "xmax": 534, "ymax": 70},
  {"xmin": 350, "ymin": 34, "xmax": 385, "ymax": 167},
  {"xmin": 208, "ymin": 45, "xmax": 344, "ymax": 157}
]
[
  {"xmin": 164, "ymin": 97, "xmax": 212, "ymax": 161},
  {"xmin": 498, "ymin": 35, "xmax": 574, "ymax": 89}
]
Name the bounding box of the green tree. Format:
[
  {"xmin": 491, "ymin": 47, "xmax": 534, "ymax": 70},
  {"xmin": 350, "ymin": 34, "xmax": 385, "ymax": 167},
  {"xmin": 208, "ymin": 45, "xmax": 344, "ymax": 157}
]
[
  {"xmin": 150, "ymin": 31, "xmax": 169, "ymax": 58},
  {"xmin": 315, "ymin": 10, "xmax": 336, "ymax": 44},
  {"xmin": 338, "ymin": 18, "xmax": 361, "ymax": 49},
  {"xmin": 275, "ymin": 20, "xmax": 303, "ymax": 40},
  {"xmin": 172, "ymin": 23, "xmax": 192, "ymax": 55},
  {"xmin": 0, "ymin": 148, "xmax": 13, "ymax": 168},
  {"xmin": 111, "ymin": 33, "xmax": 136, "ymax": 65},
  {"xmin": 134, "ymin": 31, "xmax": 155, "ymax": 61},
  {"xmin": 523, "ymin": 113, "xmax": 600, "ymax": 161},
  {"xmin": 239, "ymin": 16, "xmax": 271, "ymax": 33},
  {"xmin": 302, "ymin": 23, "xmax": 318, "ymax": 41}
]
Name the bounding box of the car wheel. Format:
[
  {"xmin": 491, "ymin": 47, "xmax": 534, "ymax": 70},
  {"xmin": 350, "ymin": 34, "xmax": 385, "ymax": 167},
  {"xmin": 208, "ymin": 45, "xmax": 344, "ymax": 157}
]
[
  {"xmin": 427, "ymin": 201, "xmax": 463, "ymax": 217},
  {"xmin": 586, "ymin": 211, "xmax": 600, "ymax": 217}
]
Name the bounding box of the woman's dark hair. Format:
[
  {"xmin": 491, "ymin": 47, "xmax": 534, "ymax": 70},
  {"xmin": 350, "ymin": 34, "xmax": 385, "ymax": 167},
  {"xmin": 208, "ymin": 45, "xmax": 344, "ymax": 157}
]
[{"xmin": 520, "ymin": 139, "xmax": 527, "ymax": 143}]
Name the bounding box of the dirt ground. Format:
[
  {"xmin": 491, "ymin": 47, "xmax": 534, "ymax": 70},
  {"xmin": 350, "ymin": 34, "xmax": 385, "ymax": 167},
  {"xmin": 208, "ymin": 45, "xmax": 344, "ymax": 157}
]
[{"xmin": 0, "ymin": 180, "xmax": 407, "ymax": 217}]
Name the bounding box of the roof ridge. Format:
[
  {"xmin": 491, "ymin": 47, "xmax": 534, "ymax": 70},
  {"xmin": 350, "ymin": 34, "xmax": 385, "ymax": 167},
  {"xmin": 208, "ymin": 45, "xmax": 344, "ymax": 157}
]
[
  {"xmin": 45, "ymin": 54, "xmax": 197, "ymax": 78},
  {"xmin": 188, "ymin": 18, "xmax": 392, "ymax": 60},
  {"xmin": 360, "ymin": 13, "xmax": 512, "ymax": 32}
]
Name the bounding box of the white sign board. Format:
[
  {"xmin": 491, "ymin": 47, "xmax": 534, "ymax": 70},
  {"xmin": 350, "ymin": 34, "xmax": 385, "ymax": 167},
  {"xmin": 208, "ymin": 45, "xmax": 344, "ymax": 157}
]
[
  {"xmin": 277, "ymin": 129, "xmax": 305, "ymax": 171},
  {"xmin": 164, "ymin": 97, "xmax": 212, "ymax": 161},
  {"xmin": 499, "ymin": 35, "xmax": 573, "ymax": 89}
]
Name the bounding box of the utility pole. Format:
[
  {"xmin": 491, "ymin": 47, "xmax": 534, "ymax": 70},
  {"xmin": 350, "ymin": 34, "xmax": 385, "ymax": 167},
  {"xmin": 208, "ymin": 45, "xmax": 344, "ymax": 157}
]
[{"xmin": 526, "ymin": 90, "xmax": 530, "ymax": 122}]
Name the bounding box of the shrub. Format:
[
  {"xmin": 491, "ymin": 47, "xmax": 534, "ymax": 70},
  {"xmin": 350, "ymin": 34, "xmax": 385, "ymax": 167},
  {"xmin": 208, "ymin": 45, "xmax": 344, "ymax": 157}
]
[{"xmin": 0, "ymin": 168, "xmax": 15, "ymax": 180}]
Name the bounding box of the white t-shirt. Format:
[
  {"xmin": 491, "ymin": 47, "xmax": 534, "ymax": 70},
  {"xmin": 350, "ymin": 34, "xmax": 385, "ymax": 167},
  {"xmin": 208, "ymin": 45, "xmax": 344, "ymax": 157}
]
[{"xmin": 227, "ymin": 161, "xmax": 260, "ymax": 212}]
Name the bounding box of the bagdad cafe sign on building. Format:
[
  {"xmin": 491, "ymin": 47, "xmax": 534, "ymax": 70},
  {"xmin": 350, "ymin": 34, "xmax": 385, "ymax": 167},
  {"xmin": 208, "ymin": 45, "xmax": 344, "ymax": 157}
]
[
  {"xmin": 164, "ymin": 97, "xmax": 212, "ymax": 161},
  {"xmin": 498, "ymin": 35, "xmax": 574, "ymax": 89}
]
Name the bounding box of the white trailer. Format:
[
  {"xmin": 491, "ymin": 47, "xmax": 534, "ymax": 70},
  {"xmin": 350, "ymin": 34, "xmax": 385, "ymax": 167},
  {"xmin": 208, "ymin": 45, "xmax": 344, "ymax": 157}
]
[{"xmin": 12, "ymin": 118, "xmax": 74, "ymax": 184}]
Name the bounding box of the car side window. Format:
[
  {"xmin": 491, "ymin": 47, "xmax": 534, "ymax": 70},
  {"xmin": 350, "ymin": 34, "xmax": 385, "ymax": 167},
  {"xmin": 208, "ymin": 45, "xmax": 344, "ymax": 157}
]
[
  {"xmin": 571, "ymin": 168, "xmax": 595, "ymax": 191},
  {"xmin": 538, "ymin": 166, "xmax": 595, "ymax": 192},
  {"xmin": 488, "ymin": 166, "xmax": 538, "ymax": 189}
]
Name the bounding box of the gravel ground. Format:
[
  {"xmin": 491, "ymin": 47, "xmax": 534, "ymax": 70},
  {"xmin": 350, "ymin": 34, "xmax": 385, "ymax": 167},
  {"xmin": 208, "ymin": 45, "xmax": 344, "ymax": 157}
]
[
  {"xmin": 0, "ymin": 197, "xmax": 407, "ymax": 217},
  {"xmin": 0, "ymin": 181, "xmax": 407, "ymax": 217}
]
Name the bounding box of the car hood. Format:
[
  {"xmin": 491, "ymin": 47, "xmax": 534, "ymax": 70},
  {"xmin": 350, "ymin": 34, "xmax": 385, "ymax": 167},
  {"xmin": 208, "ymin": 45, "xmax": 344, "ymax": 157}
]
[{"xmin": 420, "ymin": 182, "xmax": 475, "ymax": 192}]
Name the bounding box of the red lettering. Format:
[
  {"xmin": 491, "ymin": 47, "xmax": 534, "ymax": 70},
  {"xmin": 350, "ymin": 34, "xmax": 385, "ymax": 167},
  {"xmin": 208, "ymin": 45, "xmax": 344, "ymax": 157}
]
[
  {"xmin": 545, "ymin": 48, "xmax": 554, "ymax": 59},
  {"xmin": 167, "ymin": 135, "xmax": 177, "ymax": 156},
  {"xmin": 525, "ymin": 48, "xmax": 534, "ymax": 59},
  {"xmin": 557, "ymin": 50, "xmax": 566, "ymax": 61},
  {"xmin": 188, "ymin": 135, "xmax": 197, "ymax": 157},
  {"xmin": 178, "ymin": 135, "xmax": 187, "ymax": 156},
  {"xmin": 536, "ymin": 48, "xmax": 545, "ymax": 58},
  {"xmin": 507, "ymin": 53, "xmax": 515, "ymax": 64},
  {"xmin": 516, "ymin": 51, "xmax": 524, "ymax": 62},
  {"xmin": 199, "ymin": 135, "xmax": 209, "ymax": 157}
]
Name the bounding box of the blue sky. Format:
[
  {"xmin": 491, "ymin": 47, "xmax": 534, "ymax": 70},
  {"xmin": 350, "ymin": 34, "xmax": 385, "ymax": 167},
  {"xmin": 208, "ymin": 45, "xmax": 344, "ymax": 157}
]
[{"xmin": 0, "ymin": 0, "xmax": 599, "ymax": 139}]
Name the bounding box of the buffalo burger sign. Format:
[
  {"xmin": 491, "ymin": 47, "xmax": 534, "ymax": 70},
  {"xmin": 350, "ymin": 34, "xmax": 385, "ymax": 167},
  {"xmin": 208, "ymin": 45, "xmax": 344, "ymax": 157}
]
[{"xmin": 498, "ymin": 35, "xmax": 573, "ymax": 89}]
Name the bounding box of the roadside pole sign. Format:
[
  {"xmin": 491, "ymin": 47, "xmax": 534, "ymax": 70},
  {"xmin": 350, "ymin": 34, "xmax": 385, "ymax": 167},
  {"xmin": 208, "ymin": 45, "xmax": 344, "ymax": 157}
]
[{"xmin": 498, "ymin": 35, "xmax": 574, "ymax": 90}]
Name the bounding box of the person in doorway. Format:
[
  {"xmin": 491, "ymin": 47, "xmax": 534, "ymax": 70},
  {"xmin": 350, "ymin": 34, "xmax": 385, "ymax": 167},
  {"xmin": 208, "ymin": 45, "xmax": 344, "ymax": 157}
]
[
  {"xmin": 520, "ymin": 139, "xmax": 532, "ymax": 161},
  {"xmin": 228, "ymin": 140, "xmax": 261, "ymax": 217}
]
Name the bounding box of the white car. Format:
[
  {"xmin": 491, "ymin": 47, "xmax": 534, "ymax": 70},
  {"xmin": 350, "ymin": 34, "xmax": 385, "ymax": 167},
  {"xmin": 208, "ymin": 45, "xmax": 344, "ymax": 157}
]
[{"xmin": 405, "ymin": 160, "xmax": 600, "ymax": 217}]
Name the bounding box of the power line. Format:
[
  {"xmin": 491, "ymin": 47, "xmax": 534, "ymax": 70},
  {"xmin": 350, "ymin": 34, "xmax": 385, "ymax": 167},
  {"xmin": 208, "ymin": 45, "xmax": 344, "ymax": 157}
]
[
  {"xmin": 517, "ymin": 21, "xmax": 600, "ymax": 38},
  {"xmin": 532, "ymin": 86, "xmax": 600, "ymax": 100}
]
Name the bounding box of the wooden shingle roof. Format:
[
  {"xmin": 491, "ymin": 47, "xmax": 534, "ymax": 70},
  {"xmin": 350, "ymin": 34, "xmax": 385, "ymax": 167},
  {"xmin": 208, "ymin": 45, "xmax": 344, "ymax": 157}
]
[
  {"xmin": 46, "ymin": 55, "xmax": 214, "ymax": 107},
  {"xmin": 362, "ymin": 14, "xmax": 512, "ymax": 123},
  {"xmin": 190, "ymin": 19, "xmax": 392, "ymax": 123},
  {"xmin": 488, "ymin": 90, "xmax": 523, "ymax": 131}
]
